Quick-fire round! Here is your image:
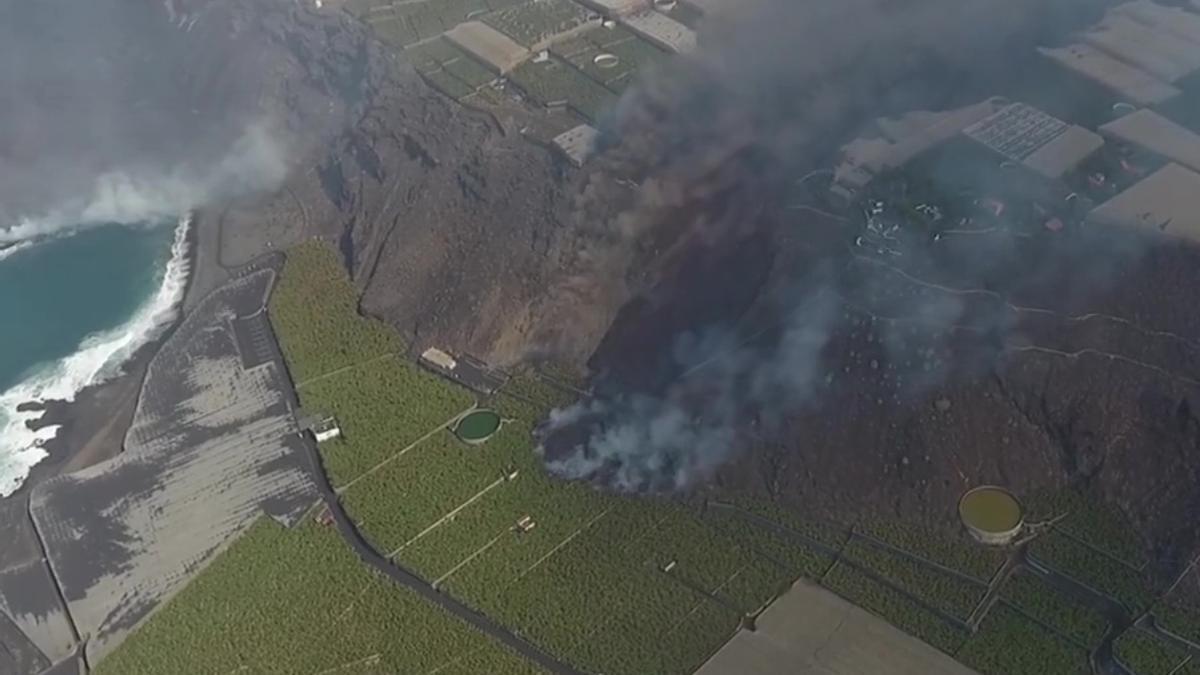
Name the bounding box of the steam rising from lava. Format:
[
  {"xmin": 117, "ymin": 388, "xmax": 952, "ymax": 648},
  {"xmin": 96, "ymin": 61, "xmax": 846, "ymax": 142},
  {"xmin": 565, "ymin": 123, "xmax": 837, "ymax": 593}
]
[
  {"xmin": 543, "ymin": 284, "xmax": 839, "ymax": 491},
  {"xmin": 538, "ymin": 0, "xmax": 1113, "ymax": 491}
]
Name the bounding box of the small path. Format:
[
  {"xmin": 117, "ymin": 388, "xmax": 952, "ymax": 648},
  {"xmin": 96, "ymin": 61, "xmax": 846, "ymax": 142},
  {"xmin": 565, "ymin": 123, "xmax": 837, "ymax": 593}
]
[
  {"xmin": 297, "ymin": 432, "xmax": 583, "ymax": 675},
  {"xmin": 856, "ymin": 255, "xmax": 1200, "ymax": 353},
  {"xmin": 1137, "ymin": 615, "xmax": 1200, "ymax": 667},
  {"xmin": 1010, "ymin": 345, "xmax": 1200, "ymax": 389},
  {"xmin": 336, "ymin": 406, "xmax": 475, "ymax": 494},
  {"xmin": 295, "ymin": 352, "xmax": 397, "ymax": 390},
  {"xmin": 707, "ymin": 503, "xmax": 970, "ymax": 632},
  {"xmin": 389, "ymin": 475, "xmax": 509, "ymax": 557},
  {"xmin": 849, "ymin": 530, "xmax": 990, "ymax": 588}
]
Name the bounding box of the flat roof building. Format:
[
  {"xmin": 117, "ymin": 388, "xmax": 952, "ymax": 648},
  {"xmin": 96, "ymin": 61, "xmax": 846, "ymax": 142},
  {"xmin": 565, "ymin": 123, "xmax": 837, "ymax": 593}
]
[
  {"xmin": 1083, "ymin": 15, "xmax": 1200, "ymax": 83},
  {"xmin": 621, "ymin": 10, "xmax": 696, "ymax": 52},
  {"xmin": 576, "ymin": 0, "xmax": 647, "ymax": 16},
  {"xmin": 445, "ymin": 21, "xmax": 531, "ymax": 74},
  {"xmin": 962, "ymin": 103, "xmax": 1104, "ymax": 179},
  {"xmin": 1039, "ymin": 44, "xmax": 1181, "ymax": 106},
  {"xmin": 1089, "ymin": 162, "xmax": 1200, "ymax": 243},
  {"xmin": 1114, "ymin": 1, "xmax": 1200, "ymax": 48},
  {"xmin": 832, "ymin": 98, "xmax": 1007, "ymax": 194},
  {"xmin": 553, "ymin": 124, "xmax": 600, "ymax": 166},
  {"xmin": 1099, "ymin": 108, "xmax": 1200, "ymax": 174}
]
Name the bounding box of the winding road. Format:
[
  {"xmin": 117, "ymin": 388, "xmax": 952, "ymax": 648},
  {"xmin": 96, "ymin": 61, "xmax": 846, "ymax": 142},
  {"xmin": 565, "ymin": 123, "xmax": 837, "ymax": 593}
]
[{"xmin": 283, "ymin": 381, "xmax": 582, "ymax": 675}]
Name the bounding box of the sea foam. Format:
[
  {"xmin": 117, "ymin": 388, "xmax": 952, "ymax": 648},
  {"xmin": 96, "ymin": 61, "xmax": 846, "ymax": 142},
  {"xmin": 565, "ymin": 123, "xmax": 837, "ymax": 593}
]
[{"xmin": 0, "ymin": 215, "xmax": 191, "ymax": 497}]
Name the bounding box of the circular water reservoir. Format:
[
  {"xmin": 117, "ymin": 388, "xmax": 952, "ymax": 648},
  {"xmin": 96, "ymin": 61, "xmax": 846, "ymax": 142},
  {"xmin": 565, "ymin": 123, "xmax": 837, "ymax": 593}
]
[
  {"xmin": 456, "ymin": 410, "xmax": 502, "ymax": 444},
  {"xmin": 594, "ymin": 53, "xmax": 620, "ymax": 69},
  {"xmin": 959, "ymin": 486, "xmax": 1024, "ymax": 545}
]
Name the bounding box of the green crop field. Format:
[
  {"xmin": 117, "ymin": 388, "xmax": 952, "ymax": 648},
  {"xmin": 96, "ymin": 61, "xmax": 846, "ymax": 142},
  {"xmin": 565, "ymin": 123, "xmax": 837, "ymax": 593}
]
[
  {"xmin": 1001, "ymin": 570, "xmax": 1107, "ymax": 646},
  {"xmin": 1024, "ymin": 489, "xmax": 1147, "ymax": 568},
  {"xmin": 702, "ymin": 506, "xmax": 835, "ymax": 580},
  {"xmin": 730, "ymin": 497, "xmax": 850, "ymax": 550},
  {"xmin": 841, "ymin": 538, "xmax": 986, "ymax": 620},
  {"xmin": 958, "ymin": 605, "xmax": 1090, "ymax": 675},
  {"xmin": 269, "ymin": 242, "xmax": 403, "ymax": 383},
  {"xmin": 482, "ymin": 0, "xmax": 592, "ymax": 48},
  {"xmin": 551, "ymin": 26, "xmax": 666, "ymax": 93},
  {"xmin": 1155, "ymin": 600, "xmax": 1200, "ymax": 643},
  {"xmin": 509, "ymin": 57, "xmax": 618, "ymax": 122},
  {"xmin": 94, "ymin": 519, "xmax": 542, "ymax": 675},
  {"xmin": 299, "ymin": 358, "xmax": 474, "ymax": 485},
  {"xmin": 1029, "ymin": 531, "xmax": 1155, "ymax": 613},
  {"xmin": 265, "ymin": 241, "xmax": 1164, "ymax": 675},
  {"xmin": 270, "ymin": 243, "xmax": 769, "ymax": 674},
  {"xmin": 821, "ymin": 561, "xmax": 969, "ymax": 654},
  {"xmin": 1113, "ymin": 627, "xmax": 1190, "ymax": 674},
  {"xmin": 857, "ymin": 518, "xmax": 1006, "ymax": 581}
]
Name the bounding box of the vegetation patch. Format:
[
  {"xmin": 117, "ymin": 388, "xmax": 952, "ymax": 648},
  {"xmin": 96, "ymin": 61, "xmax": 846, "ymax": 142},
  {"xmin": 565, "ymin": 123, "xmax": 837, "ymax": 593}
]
[
  {"xmin": 341, "ymin": 427, "xmax": 525, "ymax": 554},
  {"xmin": 1155, "ymin": 600, "xmax": 1200, "ymax": 644},
  {"xmin": 510, "ymin": 57, "xmax": 618, "ymax": 122},
  {"xmin": 702, "ymin": 507, "xmax": 835, "ymax": 581},
  {"xmin": 408, "ymin": 37, "xmax": 496, "ymax": 100},
  {"xmin": 551, "ymin": 26, "xmax": 666, "ymax": 93},
  {"xmin": 483, "ymin": 0, "xmax": 593, "ymax": 48},
  {"xmin": 1024, "ymin": 489, "xmax": 1147, "ymax": 568},
  {"xmin": 298, "ymin": 358, "xmax": 474, "ymax": 486},
  {"xmin": 857, "ymin": 518, "xmax": 1006, "ymax": 581},
  {"xmin": 1113, "ymin": 626, "xmax": 1190, "ymax": 675},
  {"xmin": 1029, "ymin": 532, "xmax": 1154, "ymax": 613},
  {"xmin": 270, "ymin": 242, "xmax": 402, "ymax": 383},
  {"xmin": 1000, "ymin": 570, "xmax": 1108, "ymax": 646},
  {"xmin": 729, "ymin": 498, "xmax": 850, "ymax": 551},
  {"xmin": 958, "ymin": 605, "xmax": 1090, "ymax": 675},
  {"xmin": 841, "ymin": 539, "xmax": 986, "ymax": 620},
  {"xmin": 821, "ymin": 561, "xmax": 968, "ymax": 654},
  {"xmin": 93, "ymin": 519, "xmax": 542, "ymax": 675}
]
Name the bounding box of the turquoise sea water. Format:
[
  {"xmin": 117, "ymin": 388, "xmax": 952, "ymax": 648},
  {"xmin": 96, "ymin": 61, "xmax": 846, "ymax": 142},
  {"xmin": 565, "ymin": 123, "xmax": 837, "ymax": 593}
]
[{"xmin": 0, "ymin": 220, "xmax": 189, "ymax": 496}]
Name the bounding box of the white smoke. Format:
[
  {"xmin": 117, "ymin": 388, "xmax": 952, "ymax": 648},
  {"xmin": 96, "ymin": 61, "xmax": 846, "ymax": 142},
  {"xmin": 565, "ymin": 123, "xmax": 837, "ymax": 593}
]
[
  {"xmin": 542, "ymin": 286, "xmax": 840, "ymax": 491},
  {"xmin": 0, "ymin": 122, "xmax": 286, "ymax": 242}
]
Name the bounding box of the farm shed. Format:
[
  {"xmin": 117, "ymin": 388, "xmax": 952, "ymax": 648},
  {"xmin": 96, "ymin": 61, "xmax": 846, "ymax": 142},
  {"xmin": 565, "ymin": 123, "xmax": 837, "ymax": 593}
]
[{"xmin": 1099, "ymin": 108, "xmax": 1200, "ymax": 175}]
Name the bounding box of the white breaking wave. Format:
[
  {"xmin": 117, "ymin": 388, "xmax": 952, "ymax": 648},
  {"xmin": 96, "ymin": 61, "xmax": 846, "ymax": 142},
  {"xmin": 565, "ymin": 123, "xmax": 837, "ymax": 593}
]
[
  {"xmin": 0, "ymin": 241, "xmax": 32, "ymax": 262},
  {"xmin": 0, "ymin": 215, "xmax": 192, "ymax": 497}
]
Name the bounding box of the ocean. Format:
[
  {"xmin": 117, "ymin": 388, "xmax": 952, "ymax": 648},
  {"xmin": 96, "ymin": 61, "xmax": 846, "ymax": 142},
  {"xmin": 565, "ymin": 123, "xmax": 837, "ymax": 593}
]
[{"xmin": 0, "ymin": 218, "xmax": 190, "ymax": 497}]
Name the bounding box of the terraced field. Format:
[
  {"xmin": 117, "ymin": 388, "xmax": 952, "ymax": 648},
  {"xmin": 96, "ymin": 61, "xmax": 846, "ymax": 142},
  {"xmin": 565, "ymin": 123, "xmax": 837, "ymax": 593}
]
[
  {"xmin": 345, "ymin": 0, "xmax": 674, "ymax": 126},
  {"xmin": 821, "ymin": 561, "xmax": 970, "ymax": 654},
  {"xmin": 93, "ymin": 520, "xmax": 543, "ymax": 675},
  {"xmin": 264, "ymin": 242, "xmax": 1171, "ymax": 675},
  {"xmin": 1029, "ymin": 531, "xmax": 1154, "ymax": 614},
  {"xmin": 1113, "ymin": 627, "xmax": 1190, "ymax": 674},
  {"xmin": 957, "ymin": 605, "xmax": 1091, "ymax": 675},
  {"xmin": 1001, "ymin": 570, "xmax": 1107, "ymax": 646}
]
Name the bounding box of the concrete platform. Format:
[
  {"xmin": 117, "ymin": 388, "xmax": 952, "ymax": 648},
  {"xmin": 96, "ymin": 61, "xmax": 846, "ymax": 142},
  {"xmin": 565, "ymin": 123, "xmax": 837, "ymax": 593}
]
[
  {"xmin": 621, "ymin": 10, "xmax": 695, "ymax": 53},
  {"xmin": 30, "ymin": 267, "xmax": 319, "ymax": 665},
  {"xmin": 1100, "ymin": 108, "xmax": 1200, "ymax": 175},
  {"xmin": 445, "ymin": 21, "xmax": 530, "ymax": 74},
  {"xmin": 695, "ymin": 580, "xmax": 980, "ymax": 675}
]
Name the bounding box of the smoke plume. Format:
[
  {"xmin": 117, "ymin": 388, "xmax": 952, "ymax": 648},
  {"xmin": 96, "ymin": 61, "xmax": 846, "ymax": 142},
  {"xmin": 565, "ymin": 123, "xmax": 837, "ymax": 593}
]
[
  {"xmin": 540, "ymin": 0, "xmax": 1117, "ymax": 491},
  {"xmin": 0, "ymin": 0, "xmax": 292, "ymax": 237}
]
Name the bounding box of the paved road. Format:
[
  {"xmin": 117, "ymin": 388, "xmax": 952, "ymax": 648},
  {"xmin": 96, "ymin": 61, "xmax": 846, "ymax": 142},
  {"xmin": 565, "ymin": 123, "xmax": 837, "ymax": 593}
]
[
  {"xmin": 295, "ymin": 420, "xmax": 582, "ymax": 675},
  {"xmin": 695, "ymin": 580, "xmax": 981, "ymax": 675}
]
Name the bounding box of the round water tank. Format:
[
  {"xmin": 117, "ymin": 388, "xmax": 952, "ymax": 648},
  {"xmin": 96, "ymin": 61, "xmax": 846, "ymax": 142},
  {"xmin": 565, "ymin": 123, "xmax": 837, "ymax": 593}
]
[{"xmin": 959, "ymin": 486, "xmax": 1024, "ymax": 545}]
